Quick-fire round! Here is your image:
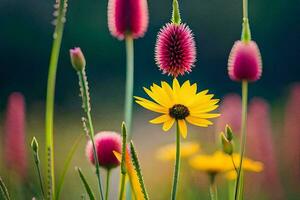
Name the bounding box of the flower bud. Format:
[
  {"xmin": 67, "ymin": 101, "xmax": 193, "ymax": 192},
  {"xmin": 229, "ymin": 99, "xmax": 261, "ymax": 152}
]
[
  {"xmin": 228, "ymin": 40, "xmax": 262, "ymax": 82},
  {"xmin": 70, "ymin": 47, "xmax": 86, "ymax": 71},
  {"xmin": 86, "ymin": 131, "xmax": 122, "ymax": 169},
  {"xmin": 221, "ymin": 132, "xmax": 233, "ymax": 155},
  {"xmin": 31, "ymin": 137, "xmax": 39, "ymax": 153},
  {"xmin": 225, "ymin": 124, "xmax": 234, "ymax": 141}
]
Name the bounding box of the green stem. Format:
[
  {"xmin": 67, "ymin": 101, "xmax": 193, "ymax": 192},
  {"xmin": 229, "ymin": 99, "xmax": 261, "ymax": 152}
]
[
  {"xmin": 105, "ymin": 169, "xmax": 111, "ymax": 200},
  {"xmin": 234, "ymin": 81, "xmax": 248, "ymax": 200},
  {"xmin": 171, "ymin": 121, "xmax": 181, "ymax": 200},
  {"xmin": 243, "ymin": 0, "xmax": 248, "ymax": 19},
  {"xmin": 230, "ymin": 155, "xmax": 238, "ymax": 174},
  {"xmin": 33, "ymin": 152, "xmax": 45, "ymax": 199},
  {"xmin": 45, "ymin": 1, "xmax": 68, "ymax": 199},
  {"xmin": 119, "ymin": 174, "xmax": 126, "ymax": 200},
  {"xmin": 78, "ymin": 70, "xmax": 105, "ymax": 200},
  {"xmin": 124, "ymin": 35, "xmax": 134, "ymax": 140},
  {"xmin": 209, "ymin": 175, "xmax": 218, "ymax": 200}
]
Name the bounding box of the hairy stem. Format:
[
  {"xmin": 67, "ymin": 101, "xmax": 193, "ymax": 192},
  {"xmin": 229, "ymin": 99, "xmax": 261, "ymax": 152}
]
[{"xmin": 105, "ymin": 169, "xmax": 111, "ymax": 200}]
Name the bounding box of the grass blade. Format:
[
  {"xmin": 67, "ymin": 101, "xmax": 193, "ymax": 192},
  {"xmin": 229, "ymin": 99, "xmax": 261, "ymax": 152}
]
[
  {"xmin": 77, "ymin": 167, "xmax": 96, "ymax": 200},
  {"xmin": 0, "ymin": 177, "xmax": 10, "ymax": 200}
]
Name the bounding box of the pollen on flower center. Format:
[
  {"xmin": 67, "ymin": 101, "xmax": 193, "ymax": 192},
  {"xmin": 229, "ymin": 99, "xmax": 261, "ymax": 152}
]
[{"xmin": 169, "ymin": 104, "xmax": 190, "ymax": 120}]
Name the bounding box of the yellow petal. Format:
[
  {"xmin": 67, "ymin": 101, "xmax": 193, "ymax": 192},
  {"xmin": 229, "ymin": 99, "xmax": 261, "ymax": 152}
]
[
  {"xmin": 134, "ymin": 97, "xmax": 168, "ymax": 114},
  {"xmin": 163, "ymin": 119, "xmax": 175, "ymax": 132},
  {"xmin": 178, "ymin": 120, "xmax": 188, "ymax": 138},
  {"xmin": 161, "ymin": 81, "xmax": 174, "ymax": 101},
  {"xmin": 149, "ymin": 115, "xmax": 171, "ymax": 124},
  {"xmin": 186, "ymin": 116, "xmax": 211, "ymax": 127},
  {"xmin": 190, "ymin": 113, "xmax": 220, "ymax": 119},
  {"xmin": 143, "ymin": 87, "xmax": 170, "ymax": 107}
]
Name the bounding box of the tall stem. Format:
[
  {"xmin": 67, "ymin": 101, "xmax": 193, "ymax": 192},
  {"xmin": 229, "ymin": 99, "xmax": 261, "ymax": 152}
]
[
  {"xmin": 124, "ymin": 35, "xmax": 134, "ymax": 139},
  {"xmin": 209, "ymin": 175, "xmax": 218, "ymax": 200},
  {"xmin": 118, "ymin": 174, "xmax": 126, "ymax": 200},
  {"xmin": 171, "ymin": 121, "xmax": 181, "ymax": 200},
  {"xmin": 243, "ymin": 0, "xmax": 248, "ymax": 19},
  {"xmin": 234, "ymin": 80, "xmax": 248, "ymax": 200},
  {"xmin": 45, "ymin": 1, "xmax": 68, "ymax": 198},
  {"xmin": 78, "ymin": 70, "xmax": 105, "ymax": 200},
  {"xmin": 105, "ymin": 169, "xmax": 111, "ymax": 200}
]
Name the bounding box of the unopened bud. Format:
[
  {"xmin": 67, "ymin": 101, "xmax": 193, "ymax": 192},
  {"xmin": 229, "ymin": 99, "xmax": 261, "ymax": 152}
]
[
  {"xmin": 221, "ymin": 132, "xmax": 233, "ymax": 155},
  {"xmin": 70, "ymin": 47, "xmax": 86, "ymax": 71},
  {"xmin": 31, "ymin": 137, "xmax": 39, "ymax": 153},
  {"xmin": 225, "ymin": 124, "xmax": 234, "ymax": 141}
]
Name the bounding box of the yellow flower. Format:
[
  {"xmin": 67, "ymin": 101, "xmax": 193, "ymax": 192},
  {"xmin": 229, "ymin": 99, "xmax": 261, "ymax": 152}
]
[
  {"xmin": 135, "ymin": 79, "xmax": 220, "ymax": 138},
  {"xmin": 189, "ymin": 151, "xmax": 263, "ymax": 178},
  {"xmin": 156, "ymin": 142, "xmax": 200, "ymax": 161}
]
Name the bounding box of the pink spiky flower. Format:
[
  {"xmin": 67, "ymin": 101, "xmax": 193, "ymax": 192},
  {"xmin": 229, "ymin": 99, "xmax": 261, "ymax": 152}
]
[
  {"xmin": 108, "ymin": 0, "xmax": 149, "ymax": 40},
  {"xmin": 86, "ymin": 131, "xmax": 122, "ymax": 169},
  {"xmin": 4, "ymin": 92, "xmax": 27, "ymax": 180},
  {"xmin": 228, "ymin": 41, "xmax": 262, "ymax": 81},
  {"xmin": 155, "ymin": 23, "xmax": 196, "ymax": 77}
]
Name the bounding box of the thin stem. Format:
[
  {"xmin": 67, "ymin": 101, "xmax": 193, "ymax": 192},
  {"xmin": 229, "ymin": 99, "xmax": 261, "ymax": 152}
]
[
  {"xmin": 234, "ymin": 80, "xmax": 248, "ymax": 200},
  {"xmin": 230, "ymin": 155, "xmax": 238, "ymax": 174},
  {"xmin": 33, "ymin": 152, "xmax": 45, "ymax": 199},
  {"xmin": 105, "ymin": 169, "xmax": 111, "ymax": 200},
  {"xmin": 119, "ymin": 174, "xmax": 126, "ymax": 200},
  {"xmin": 78, "ymin": 70, "xmax": 105, "ymax": 200},
  {"xmin": 243, "ymin": 0, "xmax": 248, "ymax": 19},
  {"xmin": 171, "ymin": 121, "xmax": 181, "ymax": 200},
  {"xmin": 209, "ymin": 175, "xmax": 218, "ymax": 200},
  {"xmin": 124, "ymin": 35, "xmax": 134, "ymax": 140},
  {"xmin": 45, "ymin": 1, "xmax": 68, "ymax": 198}
]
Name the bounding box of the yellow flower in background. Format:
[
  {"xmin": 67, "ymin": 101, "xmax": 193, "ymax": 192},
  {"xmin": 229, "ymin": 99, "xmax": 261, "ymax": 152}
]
[
  {"xmin": 156, "ymin": 142, "xmax": 200, "ymax": 161},
  {"xmin": 189, "ymin": 151, "xmax": 263, "ymax": 178},
  {"xmin": 135, "ymin": 79, "xmax": 220, "ymax": 138}
]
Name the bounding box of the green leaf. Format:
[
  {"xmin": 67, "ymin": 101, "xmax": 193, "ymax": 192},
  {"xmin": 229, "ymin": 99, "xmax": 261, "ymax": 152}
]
[
  {"xmin": 130, "ymin": 141, "xmax": 149, "ymax": 200},
  {"xmin": 56, "ymin": 134, "xmax": 84, "ymax": 199},
  {"xmin": 0, "ymin": 177, "xmax": 10, "ymax": 200},
  {"xmin": 77, "ymin": 167, "xmax": 96, "ymax": 200}
]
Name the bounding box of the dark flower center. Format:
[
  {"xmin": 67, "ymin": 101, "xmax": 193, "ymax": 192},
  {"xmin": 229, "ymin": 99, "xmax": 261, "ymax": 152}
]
[{"xmin": 169, "ymin": 104, "xmax": 190, "ymax": 120}]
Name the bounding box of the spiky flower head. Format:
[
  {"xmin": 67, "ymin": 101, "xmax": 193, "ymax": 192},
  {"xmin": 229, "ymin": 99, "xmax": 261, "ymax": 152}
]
[
  {"xmin": 135, "ymin": 79, "xmax": 220, "ymax": 138},
  {"xmin": 70, "ymin": 47, "xmax": 86, "ymax": 71},
  {"xmin": 4, "ymin": 92, "xmax": 27, "ymax": 180},
  {"xmin": 86, "ymin": 131, "xmax": 122, "ymax": 169},
  {"xmin": 228, "ymin": 40, "xmax": 262, "ymax": 82},
  {"xmin": 108, "ymin": 0, "xmax": 149, "ymax": 40},
  {"xmin": 155, "ymin": 23, "xmax": 196, "ymax": 77}
]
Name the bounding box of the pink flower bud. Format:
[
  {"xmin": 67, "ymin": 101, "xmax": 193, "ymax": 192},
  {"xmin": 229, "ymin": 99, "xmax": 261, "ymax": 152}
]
[
  {"xmin": 4, "ymin": 92, "xmax": 27, "ymax": 180},
  {"xmin": 228, "ymin": 41, "xmax": 262, "ymax": 82},
  {"xmin": 155, "ymin": 23, "xmax": 196, "ymax": 77},
  {"xmin": 70, "ymin": 47, "xmax": 86, "ymax": 71},
  {"xmin": 86, "ymin": 131, "xmax": 122, "ymax": 169},
  {"xmin": 108, "ymin": 0, "xmax": 149, "ymax": 40}
]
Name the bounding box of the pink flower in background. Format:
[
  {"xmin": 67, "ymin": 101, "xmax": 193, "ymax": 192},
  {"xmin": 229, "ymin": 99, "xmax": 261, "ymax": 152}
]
[
  {"xmin": 283, "ymin": 83, "xmax": 300, "ymax": 188},
  {"xmin": 228, "ymin": 41, "xmax": 262, "ymax": 82},
  {"xmin": 247, "ymin": 98, "xmax": 284, "ymax": 200},
  {"xmin": 4, "ymin": 92, "xmax": 27, "ymax": 180},
  {"xmin": 86, "ymin": 131, "xmax": 122, "ymax": 169},
  {"xmin": 108, "ymin": 0, "xmax": 149, "ymax": 40},
  {"xmin": 155, "ymin": 23, "xmax": 196, "ymax": 77},
  {"xmin": 216, "ymin": 94, "xmax": 241, "ymax": 135}
]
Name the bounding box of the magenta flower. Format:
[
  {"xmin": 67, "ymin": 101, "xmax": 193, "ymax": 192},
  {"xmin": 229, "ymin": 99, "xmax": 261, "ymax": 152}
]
[
  {"xmin": 283, "ymin": 84, "xmax": 300, "ymax": 188},
  {"xmin": 155, "ymin": 23, "xmax": 196, "ymax": 77},
  {"xmin": 216, "ymin": 94, "xmax": 241, "ymax": 135},
  {"xmin": 228, "ymin": 41, "xmax": 262, "ymax": 82},
  {"xmin": 86, "ymin": 131, "xmax": 122, "ymax": 169},
  {"xmin": 108, "ymin": 0, "xmax": 149, "ymax": 40},
  {"xmin": 247, "ymin": 98, "xmax": 284, "ymax": 199},
  {"xmin": 4, "ymin": 92, "xmax": 27, "ymax": 180}
]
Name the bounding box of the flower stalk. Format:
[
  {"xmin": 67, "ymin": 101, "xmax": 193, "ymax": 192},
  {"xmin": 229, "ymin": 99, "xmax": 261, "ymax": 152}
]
[
  {"xmin": 119, "ymin": 123, "xmax": 127, "ymax": 200},
  {"xmin": 105, "ymin": 169, "xmax": 111, "ymax": 200},
  {"xmin": 45, "ymin": 0, "xmax": 68, "ymax": 198},
  {"xmin": 209, "ymin": 174, "xmax": 218, "ymax": 200},
  {"xmin": 171, "ymin": 121, "xmax": 181, "ymax": 200},
  {"xmin": 124, "ymin": 35, "xmax": 134, "ymax": 139},
  {"xmin": 234, "ymin": 80, "xmax": 248, "ymax": 200},
  {"xmin": 77, "ymin": 70, "xmax": 105, "ymax": 200}
]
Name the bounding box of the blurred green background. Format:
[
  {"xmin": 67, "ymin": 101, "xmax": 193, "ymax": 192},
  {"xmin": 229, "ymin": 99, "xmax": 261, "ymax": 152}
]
[{"xmin": 0, "ymin": 0, "xmax": 300, "ymax": 199}]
